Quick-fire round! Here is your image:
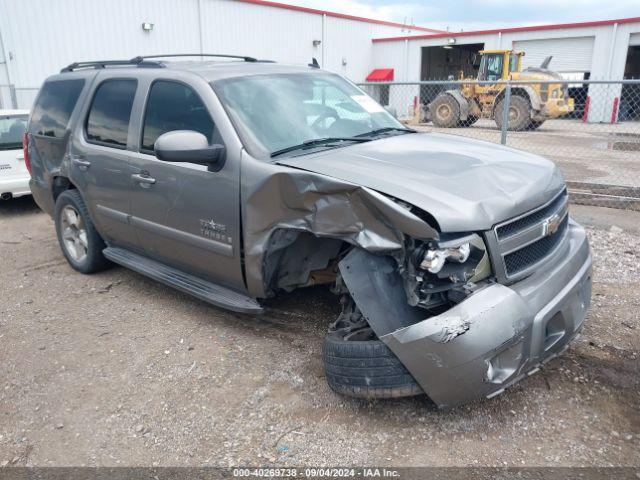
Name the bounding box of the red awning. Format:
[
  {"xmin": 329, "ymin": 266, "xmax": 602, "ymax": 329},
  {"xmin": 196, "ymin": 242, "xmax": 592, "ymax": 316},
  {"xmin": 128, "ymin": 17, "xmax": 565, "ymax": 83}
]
[{"xmin": 365, "ymin": 68, "xmax": 394, "ymax": 82}]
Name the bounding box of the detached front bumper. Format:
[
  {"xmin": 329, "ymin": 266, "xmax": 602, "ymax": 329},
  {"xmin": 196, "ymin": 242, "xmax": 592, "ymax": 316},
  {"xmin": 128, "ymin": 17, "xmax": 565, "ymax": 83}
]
[{"xmin": 381, "ymin": 220, "xmax": 591, "ymax": 408}]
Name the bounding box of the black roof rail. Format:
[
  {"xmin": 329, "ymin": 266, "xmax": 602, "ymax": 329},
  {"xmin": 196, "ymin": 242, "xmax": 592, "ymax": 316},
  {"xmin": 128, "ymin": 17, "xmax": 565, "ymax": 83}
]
[
  {"xmin": 61, "ymin": 57, "xmax": 164, "ymax": 73},
  {"xmin": 133, "ymin": 53, "xmax": 260, "ymax": 62},
  {"xmin": 61, "ymin": 53, "xmax": 268, "ymax": 73}
]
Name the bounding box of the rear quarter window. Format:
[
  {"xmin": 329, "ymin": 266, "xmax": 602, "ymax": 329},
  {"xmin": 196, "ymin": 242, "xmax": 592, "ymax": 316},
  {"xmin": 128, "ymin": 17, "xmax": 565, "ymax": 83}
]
[{"xmin": 30, "ymin": 79, "xmax": 85, "ymax": 138}]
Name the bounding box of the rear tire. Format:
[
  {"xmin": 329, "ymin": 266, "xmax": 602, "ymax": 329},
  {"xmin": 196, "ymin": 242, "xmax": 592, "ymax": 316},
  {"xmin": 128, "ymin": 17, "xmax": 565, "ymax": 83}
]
[
  {"xmin": 458, "ymin": 115, "xmax": 479, "ymax": 127},
  {"xmin": 54, "ymin": 189, "xmax": 111, "ymax": 274},
  {"xmin": 323, "ymin": 327, "xmax": 423, "ymax": 399},
  {"xmin": 494, "ymin": 95, "xmax": 531, "ymax": 131},
  {"xmin": 429, "ymin": 94, "xmax": 461, "ymax": 128}
]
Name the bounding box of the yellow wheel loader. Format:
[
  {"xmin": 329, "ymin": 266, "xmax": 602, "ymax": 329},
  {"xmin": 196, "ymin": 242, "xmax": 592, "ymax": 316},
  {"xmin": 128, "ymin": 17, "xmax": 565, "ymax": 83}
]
[{"xmin": 428, "ymin": 50, "xmax": 574, "ymax": 131}]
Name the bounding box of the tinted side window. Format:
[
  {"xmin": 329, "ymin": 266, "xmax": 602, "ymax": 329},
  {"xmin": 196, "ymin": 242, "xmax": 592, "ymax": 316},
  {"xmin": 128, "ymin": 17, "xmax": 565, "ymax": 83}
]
[
  {"xmin": 142, "ymin": 81, "xmax": 214, "ymax": 152},
  {"xmin": 30, "ymin": 79, "xmax": 84, "ymax": 138},
  {"xmin": 86, "ymin": 79, "xmax": 137, "ymax": 148}
]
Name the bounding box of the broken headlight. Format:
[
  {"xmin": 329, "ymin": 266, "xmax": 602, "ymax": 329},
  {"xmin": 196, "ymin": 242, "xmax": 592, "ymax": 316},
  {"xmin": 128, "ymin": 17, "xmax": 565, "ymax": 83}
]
[
  {"xmin": 405, "ymin": 233, "xmax": 492, "ymax": 310},
  {"xmin": 413, "ymin": 233, "xmax": 491, "ymax": 285},
  {"xmin": 419, "ymin": 241, "xmax": 471, "ymax": 274}
]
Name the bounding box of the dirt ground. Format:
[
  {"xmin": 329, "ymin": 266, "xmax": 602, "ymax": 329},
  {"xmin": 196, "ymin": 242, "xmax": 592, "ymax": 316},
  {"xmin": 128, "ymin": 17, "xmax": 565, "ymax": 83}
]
[{"xmin": 0, "ymin": 196, "xmax": 638, "ymax": 468}]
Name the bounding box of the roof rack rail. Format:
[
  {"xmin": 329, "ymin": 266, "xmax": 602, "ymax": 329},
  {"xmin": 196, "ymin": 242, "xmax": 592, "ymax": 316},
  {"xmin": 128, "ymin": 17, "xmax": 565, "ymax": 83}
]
[
  {"xmin": 61, "ymin": 53, "xmax": 266, "ymax": 73},
  {"xmin": 133, "ymin": 53, "xmax": 260, "ymax": 62},
  {"xmin": 61, "ymin": 57, "xmax": 164, "ymax": 73}
]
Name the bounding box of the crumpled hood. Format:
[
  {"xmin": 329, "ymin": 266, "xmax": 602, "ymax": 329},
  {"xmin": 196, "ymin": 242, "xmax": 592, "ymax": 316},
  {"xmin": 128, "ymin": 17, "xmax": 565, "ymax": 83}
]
[{"xmin": 276, "ymin": 132, "xmax": 565, "ymax": 232}]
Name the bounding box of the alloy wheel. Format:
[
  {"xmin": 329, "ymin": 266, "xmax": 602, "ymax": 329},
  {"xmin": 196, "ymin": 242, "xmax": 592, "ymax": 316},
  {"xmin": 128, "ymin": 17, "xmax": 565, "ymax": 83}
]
[{"xmin": 60, "ymin": 205, "xmax": 88, "ymax": 263}]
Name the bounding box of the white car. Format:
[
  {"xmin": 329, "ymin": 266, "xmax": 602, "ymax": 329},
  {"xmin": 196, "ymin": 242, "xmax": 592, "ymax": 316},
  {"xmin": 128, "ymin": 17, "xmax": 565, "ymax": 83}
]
[{"xmin": 0, "ymin": 109, "xmax": 30, "ymax": 200}]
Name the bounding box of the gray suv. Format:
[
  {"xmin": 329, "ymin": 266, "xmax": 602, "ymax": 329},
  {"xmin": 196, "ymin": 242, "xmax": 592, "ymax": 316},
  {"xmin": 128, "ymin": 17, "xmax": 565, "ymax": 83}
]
[{"xmin": 25, "ymin": 55, "xmax": 592, "ymax": 408}]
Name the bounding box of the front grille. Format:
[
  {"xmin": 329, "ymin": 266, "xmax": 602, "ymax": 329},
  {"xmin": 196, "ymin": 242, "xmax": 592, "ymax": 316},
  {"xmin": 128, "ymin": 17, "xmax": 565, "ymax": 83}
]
[
  {"xmin": 503, "ymin": 215, "xmax": 568, "ymax": 276},
  {"xmin": 488, "ymin": 189, "xmax": 570, "ymax": 282},
  {"xmin": 496, "ymin": 189, "xmax": 567, "ymax": 239}
]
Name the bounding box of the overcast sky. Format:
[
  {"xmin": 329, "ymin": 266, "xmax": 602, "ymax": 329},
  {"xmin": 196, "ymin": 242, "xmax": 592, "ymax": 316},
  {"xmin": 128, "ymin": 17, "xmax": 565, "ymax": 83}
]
[{"xmin": 276, "ymin": 0, "xmax": 639, "ymax": 32}]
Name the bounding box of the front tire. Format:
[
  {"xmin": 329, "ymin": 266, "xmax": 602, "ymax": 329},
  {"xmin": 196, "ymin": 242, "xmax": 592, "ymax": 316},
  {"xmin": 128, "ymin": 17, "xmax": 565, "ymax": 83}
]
[
  {"xmin": 429, "ymin": 93, "xmax": 461, "ymax": 128},
  {"xmin": 54, "ymin": 189, "xmax": 111, "ymax": 274},
  {"xmin": 323, "ymin": 327, "xmax": 423, "ymax": 399}
]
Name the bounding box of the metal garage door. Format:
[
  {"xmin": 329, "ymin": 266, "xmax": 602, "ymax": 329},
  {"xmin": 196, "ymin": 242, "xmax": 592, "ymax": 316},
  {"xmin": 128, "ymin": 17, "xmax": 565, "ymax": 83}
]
[{"xmin": 513, "ymin": 37, "xmax": 595, "ymax": 73}]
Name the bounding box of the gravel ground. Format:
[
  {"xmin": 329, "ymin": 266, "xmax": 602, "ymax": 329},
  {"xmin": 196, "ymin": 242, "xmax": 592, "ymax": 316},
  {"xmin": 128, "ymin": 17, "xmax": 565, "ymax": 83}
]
[{"xmin": 0, "ymin": 197, "xmax": 638, "ymax": 468}]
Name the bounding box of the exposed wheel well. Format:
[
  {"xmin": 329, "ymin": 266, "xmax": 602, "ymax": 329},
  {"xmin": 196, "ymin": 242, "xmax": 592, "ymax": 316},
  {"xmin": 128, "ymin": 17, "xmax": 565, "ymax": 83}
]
[
  {"xmin": 262, "ymin": 229, "xmax": 349, "ymax": 296},
  {"xmin": 261, "ymin": 203, "xmax": 441, "ymax": 297},
  {"xmin": 52, "ymin": 176, "xmax": 77, "ymax": 203}
]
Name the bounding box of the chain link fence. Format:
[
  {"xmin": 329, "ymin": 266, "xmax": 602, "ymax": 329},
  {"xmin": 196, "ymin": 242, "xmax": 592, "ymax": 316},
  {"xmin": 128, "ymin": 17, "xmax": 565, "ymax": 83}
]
[
  {"xmin": 359, "ymin": 79, "xmax": 640, "ymax": 211},
  {"xmin": 2, "ymin": 80, "xmax": 640, "ymax": 210}
]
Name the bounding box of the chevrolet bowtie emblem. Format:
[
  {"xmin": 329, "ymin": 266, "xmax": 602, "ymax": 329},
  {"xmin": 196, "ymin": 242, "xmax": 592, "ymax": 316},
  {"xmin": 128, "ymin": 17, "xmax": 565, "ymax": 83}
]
[{"xmin": 542, "ymin": 213, "xmax": 562, "ymax": 236}]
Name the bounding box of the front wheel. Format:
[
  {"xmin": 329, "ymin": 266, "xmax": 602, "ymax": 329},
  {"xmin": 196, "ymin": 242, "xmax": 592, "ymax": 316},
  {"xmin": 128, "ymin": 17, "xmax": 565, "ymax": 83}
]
[
  {"xmin": 323, "ymin": 327, "xmax": 423, "ymax": 399},
  {"xmin": 429, "ymin": 94, "xmax": 461, "ymax": 128},
  {"xmin": 54, "ymin": 189, "xmax": 111, "ymax": 274}
]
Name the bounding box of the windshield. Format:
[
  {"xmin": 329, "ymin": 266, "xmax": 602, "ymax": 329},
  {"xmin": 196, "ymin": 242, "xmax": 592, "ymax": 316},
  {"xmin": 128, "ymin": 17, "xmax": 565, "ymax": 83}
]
[
  {"xmin": 479, "ymin": 54, "xmax": 504, "ymax": 82},
  {"xmin": 0, "ymin": 115, "xmax": 27, "ymax": 150},
  {"xmin": 213, "ymin": 72, "xmax": 405, "ymax": 158}
]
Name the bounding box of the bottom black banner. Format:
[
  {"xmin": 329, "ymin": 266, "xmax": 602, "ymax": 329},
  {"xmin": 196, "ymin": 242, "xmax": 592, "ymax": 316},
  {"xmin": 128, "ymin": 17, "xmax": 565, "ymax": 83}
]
[{"xmin": 0, "ymin": 467, "xmax": 639, "ymax": 480}]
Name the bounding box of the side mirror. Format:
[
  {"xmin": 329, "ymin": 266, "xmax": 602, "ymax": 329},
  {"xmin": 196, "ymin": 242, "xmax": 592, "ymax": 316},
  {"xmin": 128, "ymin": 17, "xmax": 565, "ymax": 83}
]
[{"xmin": 154, "ymin": 130, "xmax": 225, "ymax": 171}]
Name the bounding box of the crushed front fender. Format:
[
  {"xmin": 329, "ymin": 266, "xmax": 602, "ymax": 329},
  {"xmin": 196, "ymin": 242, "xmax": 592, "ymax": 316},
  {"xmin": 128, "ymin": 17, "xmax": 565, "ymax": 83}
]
[{"xmin": 241, "ymin": 158, "xmax": 438, "ymax": 298}]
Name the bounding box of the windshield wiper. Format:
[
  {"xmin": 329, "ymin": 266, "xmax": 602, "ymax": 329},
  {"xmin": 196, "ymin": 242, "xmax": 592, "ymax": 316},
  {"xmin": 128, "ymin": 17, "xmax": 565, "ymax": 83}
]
[
  {"xmin": 270, "ymin": 137, "xmax": 371, "ymax": 158},
  {"xmin": 356, "ymin": 127, "xmax": 416, "ymax": 138}
]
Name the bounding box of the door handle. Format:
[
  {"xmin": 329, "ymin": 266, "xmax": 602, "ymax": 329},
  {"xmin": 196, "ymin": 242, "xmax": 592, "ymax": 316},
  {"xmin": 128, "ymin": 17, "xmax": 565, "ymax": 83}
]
[
  {"xmin": 131, "ymin": 173, "xmax": 156, "ymax": 185},
  {"xmin": 72, "ymin": 157, "xmax": 91, "ymax": 169}
]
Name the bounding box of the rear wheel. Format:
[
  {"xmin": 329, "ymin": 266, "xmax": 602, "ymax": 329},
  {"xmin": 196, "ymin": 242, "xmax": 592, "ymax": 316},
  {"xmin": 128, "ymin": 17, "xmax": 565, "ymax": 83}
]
[
  {"xmin": 54, "ymin": 189, "xmax": 111, "ymax": 274},
  {"xmin": 494, "ymin": 95, "xmax": 531, "ymax": 131},
  {"xmin": 323, "ymin": 327, "xmax": 423, "ymax": 399},
  {"xmin": 458, "ymin": 115, "xmax": 479, "ymax": 127},
  {"xmin": 429, "ymin": 94, "xmax": 461, "ymax": 128}
]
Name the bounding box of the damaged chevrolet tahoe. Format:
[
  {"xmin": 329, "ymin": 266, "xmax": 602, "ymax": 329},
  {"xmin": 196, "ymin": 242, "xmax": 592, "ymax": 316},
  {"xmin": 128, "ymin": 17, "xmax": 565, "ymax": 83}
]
[{"xmin": 25, "ymin": 55, "xmax": 592, "ymax": 408}]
